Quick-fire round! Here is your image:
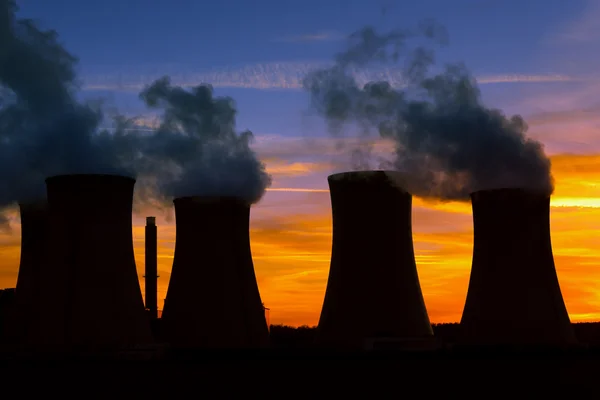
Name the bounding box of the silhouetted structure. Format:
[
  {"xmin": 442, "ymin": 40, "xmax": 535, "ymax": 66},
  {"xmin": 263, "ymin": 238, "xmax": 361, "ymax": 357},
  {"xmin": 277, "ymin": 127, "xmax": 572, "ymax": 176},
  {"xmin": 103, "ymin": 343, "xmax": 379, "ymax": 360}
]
[
  {"xmin": 263, "ymin": 303, "xmax": 271, "ymax": 331},
  {"xmin": 10, "ymin": 202, "xmax": 50, "ymax": 347},
  {"xmin": 0, "ymin": 288, "xmax": 16, "ymax": 347},
  {"xmin": 145, "ymin": 216, "xmax": 159, "ymax": 321},
  {"xmin": 161, "ymin": 196, "xmax": 269, "ymax": 349},
  {"xmin": 460, "ymin": 188, "xmax": 577, "ymax": 346},
  {"xmin": 316, "ymin": 171, "xmax": 433, "ymax": 349},
  {"xmin": 230, "ymin": 322, "xmax": 600, "ymax": 350},
  {"xmin": 269, "ymin": 324, "xmax": 317, "ymax": 349},
  {"xmin": 38, "ymin": 174, "xmax": 152, "ymax": 350}
]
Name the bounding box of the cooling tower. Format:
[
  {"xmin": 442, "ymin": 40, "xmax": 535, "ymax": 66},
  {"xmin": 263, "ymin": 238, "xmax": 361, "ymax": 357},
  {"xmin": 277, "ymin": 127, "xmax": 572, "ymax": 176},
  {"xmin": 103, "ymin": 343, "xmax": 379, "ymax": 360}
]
[
  {"xmin": 161, "ymin": 196, "xmax": 269, "ymax": 349},
  {"xmin": 38, "ymin": 174, "xmax": 152, "ymax": 350},
  {"xmin": 11, "ymin": 202, "xmax": 50, "ymax": 347},
  {"xmin": 316, "ymin": 170, "xmax": 433, "ymax": 349},
  {"xmin": 460, "ymin": 188, "xmax": 576, "ymax": 346}
]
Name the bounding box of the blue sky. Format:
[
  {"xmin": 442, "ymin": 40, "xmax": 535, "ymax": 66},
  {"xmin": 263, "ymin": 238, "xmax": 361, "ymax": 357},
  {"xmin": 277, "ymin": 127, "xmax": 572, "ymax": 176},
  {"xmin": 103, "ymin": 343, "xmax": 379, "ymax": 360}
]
[
  {"xmin": 16, "ymin": 0, "xmax": 584, "ymax": 71},
  {"xmin": 13, "ymin": 0, "xmax": 600, "ymax": 187},
  {"xmin": 15, "ymin": 0, "xmax": 598, "ymax": 137},
  {"xmin": 13, "ymin": 0, "xmax": 600, "ymax": 195}
]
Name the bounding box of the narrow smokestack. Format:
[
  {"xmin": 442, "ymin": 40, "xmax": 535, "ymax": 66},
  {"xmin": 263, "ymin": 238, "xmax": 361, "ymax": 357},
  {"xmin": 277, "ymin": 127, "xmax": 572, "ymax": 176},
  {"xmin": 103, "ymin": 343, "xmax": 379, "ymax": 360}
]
[
  {"xmin": 38, "ymin": 174, "xmax": 152, "ymax": 350},
  {"xmin": 316, "ymin": 171, "xmax": 433, "ymax": 349},
  {"xmin": 144, "ymin": 216, "xmax": 158, "ymax": 321},
  {"xmin": 11, "ymin": 202, "xmax": 49, "ymax": 347},
  {"xmin": 161, "ymin": 196, "xmax": 269, "ymax": 349},
  {"xmin": 460, "ymin": 188, "xmax": 576, "ymax": 346}
]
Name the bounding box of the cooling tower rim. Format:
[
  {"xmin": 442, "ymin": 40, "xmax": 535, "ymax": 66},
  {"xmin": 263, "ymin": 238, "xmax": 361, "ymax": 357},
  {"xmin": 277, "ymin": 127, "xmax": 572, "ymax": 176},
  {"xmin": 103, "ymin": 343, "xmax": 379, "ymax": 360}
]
[
  {"xmin": 18, "ymin": 200, "xmax": 48, "ymax": 209},
  {"xmin": 328, "ymin": 170, "xmax": 410, "ymax": 192},
  {"xmin": 173, "ymin": 195, "xmax": 251, "ymax": 207},
  {"xmin": 45, "ymin": 173, "xmax": 136, "ymax": 185},
  {"xmin": 329, "ymin": 170, "xmax": 399, "ymax": 180},
  {"xmin": 470, "ymin": 187, "xmax": 551, "ymax": 201}
]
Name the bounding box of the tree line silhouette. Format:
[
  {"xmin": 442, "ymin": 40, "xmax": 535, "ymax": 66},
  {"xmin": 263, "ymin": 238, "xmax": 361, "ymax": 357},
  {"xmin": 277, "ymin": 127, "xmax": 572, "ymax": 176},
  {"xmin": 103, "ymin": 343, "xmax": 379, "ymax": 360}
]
[
  {"xmin": 268, "ymin": 323, "xmax": 600, "ymax": 349},
  {"xmin": 4, "ymin": 287, "xmax": 600, "ymax": 349}
]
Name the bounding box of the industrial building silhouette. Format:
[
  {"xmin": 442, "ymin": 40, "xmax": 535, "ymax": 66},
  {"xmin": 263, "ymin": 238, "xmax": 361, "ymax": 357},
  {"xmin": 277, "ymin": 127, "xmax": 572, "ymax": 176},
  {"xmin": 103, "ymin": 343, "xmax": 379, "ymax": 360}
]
[
  {"xmin": 0, "ymin": 171, "xmax": 590, "ymax": 355},
  {"xmin": 316, "ymin": 171, "xmax": 433, "ymax": 349},
  {"xmin": 460, "ymin": 188, "xmax": 577, "ymax": 346},
  {"xmin": 160, "ymin": 196, "xmax": 269, "ymax": 349},
  {"xmin": 9, "ymin": 202, "xmax": 50, "ymax": 348},
  {"xmin": 144, "ymin": 216, "xmax": 159, "ymax": 321},
  {"xmin": 37, "ymin": 174, "xmax": 152, "ymax": 350}
]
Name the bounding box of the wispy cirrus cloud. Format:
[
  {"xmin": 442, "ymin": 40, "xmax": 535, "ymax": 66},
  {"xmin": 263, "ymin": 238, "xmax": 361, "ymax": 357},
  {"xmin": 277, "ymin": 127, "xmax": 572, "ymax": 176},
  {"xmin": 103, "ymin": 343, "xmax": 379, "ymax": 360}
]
[
  {"xmin": 264, "ymin": 159, "xmax": 334, "ymax": 177},
  {"xmin": 526, "ymin": 106, "xmax": 600, "ymax": 125},
  {"xmin": 80, "ymin": 61, "xmax": 583, "ymax": 92},
  {"xmin": 272, "ymin": 31, "xmax": 344, "ymax": 43},
  {"xmin": 477, "ymin": 74, "xmax": 578, "ymax": 84}
]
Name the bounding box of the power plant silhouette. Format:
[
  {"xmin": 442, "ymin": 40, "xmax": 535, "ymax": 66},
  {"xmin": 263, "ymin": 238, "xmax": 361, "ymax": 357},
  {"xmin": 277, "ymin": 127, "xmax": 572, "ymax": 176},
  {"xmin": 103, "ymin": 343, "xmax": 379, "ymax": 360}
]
[
  {"xmin": 160, "ymin": 196, "xmax": 269, "ymax": 349},
  {"xmin": 460, "ymin": 188, "xmax": 577, "ymax": 346},
  {"xmin": 38, "ymin": 174, "xmax": 152, "ymax": 350},
  {"xmin": 315, "ymin": 171, "xmax": 433, "ymax": 349},
  {"xmin": 145, "ymin": 216, "xmax": 159, "ymax": 321},
  {"xmin": 11, "ymin": 202, "xmax": 50, "ymax": 348},
  {"xmin": 0, "ymin": 172, "xmax": 586, "ymax": 355}
]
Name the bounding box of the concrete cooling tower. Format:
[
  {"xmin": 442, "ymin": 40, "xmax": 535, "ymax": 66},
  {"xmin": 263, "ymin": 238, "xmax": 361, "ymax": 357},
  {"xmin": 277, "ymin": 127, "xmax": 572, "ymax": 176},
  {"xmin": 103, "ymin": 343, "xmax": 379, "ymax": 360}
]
[
  {"xmin": 460, "ymin": 188, "xmax": 576, "ymax": 346},
  {"xmin": 11, "ymin": 202, "xmax": 50, "ymax": 347},
  {"xmin": 161, "ymin": 196, "xmax": 269, "ymax": 349},
  {"xmin": 316, "ymin": 171, "xmax": 433, "ymax": 349},
  {"xmin": 38, "ymin": 174, "xmax": 152, "ymax": 350}
]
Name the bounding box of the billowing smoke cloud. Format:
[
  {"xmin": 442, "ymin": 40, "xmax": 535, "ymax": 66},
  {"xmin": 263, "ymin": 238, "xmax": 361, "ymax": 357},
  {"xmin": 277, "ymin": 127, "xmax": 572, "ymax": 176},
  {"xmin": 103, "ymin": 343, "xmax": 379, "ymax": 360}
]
[
  {"xmin": 0, "ymin": 0, "xmax": 144, "ymax": 229},
  {"xmin": 303, "ymin": 22, "xmax": 554, "ymax": 200},
  {"xmin": 136, "ymin": 76, "xmax": 272, "ymax": 205}
]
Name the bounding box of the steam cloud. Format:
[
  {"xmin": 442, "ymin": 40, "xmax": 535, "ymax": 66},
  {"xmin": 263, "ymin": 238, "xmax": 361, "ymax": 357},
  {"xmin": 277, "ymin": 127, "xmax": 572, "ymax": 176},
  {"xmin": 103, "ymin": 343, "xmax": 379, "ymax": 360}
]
[
  {"xmin": 136, "ymin": 77, "xmax": 272, "ymax": 205},
  {"xmin": 0, "ymin": 0, "xmax": 144, "ymax": 229},
  {"xmin": 303, "ymin": 22, "xmax": 554, "ymax": 200},
  {"xmin": 0, "ymin": 0, "xmax": 552, "ymax": 232},
  {"xmin": 0, "ymin": 0, "xmax": 269, "ymax": 231}
]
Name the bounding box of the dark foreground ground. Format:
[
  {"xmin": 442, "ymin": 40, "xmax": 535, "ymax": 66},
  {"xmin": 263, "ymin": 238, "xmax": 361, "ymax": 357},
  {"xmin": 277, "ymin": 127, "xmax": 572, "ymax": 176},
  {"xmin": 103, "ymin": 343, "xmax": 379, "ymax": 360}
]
[
  {"xmin": 3, "ymin": 323, "xmax": 600, "ymax": 394},
  {"xmin": 1, "ymin": 347, "xmax": 600, "ymax": 395}
]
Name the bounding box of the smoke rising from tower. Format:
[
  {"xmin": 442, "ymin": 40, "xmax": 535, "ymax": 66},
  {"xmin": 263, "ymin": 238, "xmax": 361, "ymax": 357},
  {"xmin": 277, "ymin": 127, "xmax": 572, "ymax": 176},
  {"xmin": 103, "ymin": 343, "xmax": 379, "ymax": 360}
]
[
  {"xmin": 0, "ymin": 0, "xmax": 145, "ymax": 229},
  {"xmin": 303, "ymin": 22, "xmax": 554, "ymax": 201},
  {"xmin": 137, "ymin": 77, "xmax": 272, "ymax": 206},
  {"xmin": 316, "ymin": 170, "xmax": 433, "ymax": 349}
]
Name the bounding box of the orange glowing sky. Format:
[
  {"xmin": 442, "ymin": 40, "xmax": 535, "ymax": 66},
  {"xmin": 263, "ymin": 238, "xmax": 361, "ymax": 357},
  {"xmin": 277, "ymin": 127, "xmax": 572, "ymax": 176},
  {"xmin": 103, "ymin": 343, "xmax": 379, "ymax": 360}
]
[{"xmin": 2, "ymin": 149, "xmax": 600, "ymax": 327}]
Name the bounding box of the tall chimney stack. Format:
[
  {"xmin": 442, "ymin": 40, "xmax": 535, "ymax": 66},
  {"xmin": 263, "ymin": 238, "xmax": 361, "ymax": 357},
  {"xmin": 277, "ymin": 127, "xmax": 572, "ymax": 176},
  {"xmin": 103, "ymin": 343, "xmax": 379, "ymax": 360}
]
[
  {"xmin": 11, "ymin": 202, "xmax": 49, "ymax": 348},
  {"xmin": 38, "ymin": 174, "xmax": 153, "ymax": 350},
  {"xmin": 460, "ymin": 188, "xmax": 576, "ymax": 346},
  {"xmin": 316, "ymin": 171, "xmax": 433, "ymax": 349},
  {"xmin": 144, "ymin": 216, "xmax": 158, "ymax": 321},
  {"xmin": 161, "ymin": 196, "xmax": 269, "ymax": 349}
]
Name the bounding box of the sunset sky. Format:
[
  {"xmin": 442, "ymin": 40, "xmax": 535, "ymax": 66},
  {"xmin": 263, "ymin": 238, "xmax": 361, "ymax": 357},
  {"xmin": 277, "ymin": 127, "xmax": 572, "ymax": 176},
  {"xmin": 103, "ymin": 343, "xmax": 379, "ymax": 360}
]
[{"xmin": 2, "ymin": 0, "xmax": 600, "ymax": 327}]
